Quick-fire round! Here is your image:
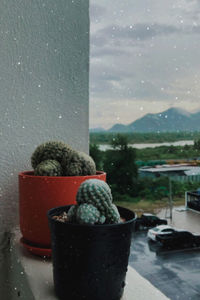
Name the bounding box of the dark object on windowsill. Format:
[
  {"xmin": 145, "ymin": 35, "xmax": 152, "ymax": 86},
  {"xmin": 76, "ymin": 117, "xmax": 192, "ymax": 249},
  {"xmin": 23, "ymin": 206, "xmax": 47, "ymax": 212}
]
[
  {"xmin": 135, "ymin": 213, "xmax": 167, "ymax": 231},
  {"xmin": 156, "ymin": 230, "xmax": 200, "ymax": 249}
]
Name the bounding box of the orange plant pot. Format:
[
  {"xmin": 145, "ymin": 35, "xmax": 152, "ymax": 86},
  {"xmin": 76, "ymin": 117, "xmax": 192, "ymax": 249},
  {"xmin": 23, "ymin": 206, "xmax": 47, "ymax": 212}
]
[{"xmin": 19, "ymin": 171, "xmax": 106, "ymax": 256}]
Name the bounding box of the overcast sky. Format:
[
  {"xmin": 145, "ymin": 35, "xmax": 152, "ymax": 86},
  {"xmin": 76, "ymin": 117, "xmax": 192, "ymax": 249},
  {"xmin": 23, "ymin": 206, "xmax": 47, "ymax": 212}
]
[{"xmin": 89, "ymin": 0, "xmax": 200, "ymax": 129}]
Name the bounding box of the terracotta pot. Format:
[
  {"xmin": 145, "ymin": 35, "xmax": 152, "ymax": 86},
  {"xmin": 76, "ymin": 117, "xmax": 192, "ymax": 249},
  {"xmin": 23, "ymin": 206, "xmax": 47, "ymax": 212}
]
[{"xmin": 19, "ymin": 171, "xmax": 106, "ymax": 256}]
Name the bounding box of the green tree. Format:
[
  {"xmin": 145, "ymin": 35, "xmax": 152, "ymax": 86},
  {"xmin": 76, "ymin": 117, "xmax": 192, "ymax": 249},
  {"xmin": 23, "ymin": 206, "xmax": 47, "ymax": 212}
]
[
  {"xmin": 194, "ymin": 139, "xmax": 200, "ymax": 151},
  {"xmin": 111, "ymin": 134, "xmax": 129, "ymax": 150},
  {"xmin": 89, "ymin": 143, "xmax": 103, "ymax": 170},
  {"xmin": 103, "ymin": 135, "xmax": 138, "ymax": 196}
]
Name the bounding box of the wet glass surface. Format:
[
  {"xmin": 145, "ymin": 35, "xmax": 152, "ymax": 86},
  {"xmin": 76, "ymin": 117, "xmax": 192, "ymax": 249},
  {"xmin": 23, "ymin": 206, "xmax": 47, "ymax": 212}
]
[{"xmin": 129, "ymin": 231, "xmax": 200, "ymax": 300}]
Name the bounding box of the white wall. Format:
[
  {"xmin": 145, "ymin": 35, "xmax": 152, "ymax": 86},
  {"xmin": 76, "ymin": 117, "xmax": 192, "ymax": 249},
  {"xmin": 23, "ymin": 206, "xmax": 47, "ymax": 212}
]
[{"xmin": 0, "ymin": 0, "xmax": 89, "ymax": 229}]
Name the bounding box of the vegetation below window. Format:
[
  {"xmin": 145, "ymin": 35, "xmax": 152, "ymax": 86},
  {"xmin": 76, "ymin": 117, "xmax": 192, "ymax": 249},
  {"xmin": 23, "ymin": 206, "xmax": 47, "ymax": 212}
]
[{"xmin": 90, "ymin": 133, "xmax": 200, "ymax": 212}]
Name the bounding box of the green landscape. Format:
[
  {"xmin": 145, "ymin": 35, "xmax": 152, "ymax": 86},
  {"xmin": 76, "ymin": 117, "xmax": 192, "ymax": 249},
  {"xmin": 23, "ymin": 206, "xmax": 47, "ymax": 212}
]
[
  {"xmin": 90, "ymin": 131, "xmax": 200, "ymax": 145},
  {"xmin": 89, "ymin": 132, "xmax": 200, "ymax": 215}
]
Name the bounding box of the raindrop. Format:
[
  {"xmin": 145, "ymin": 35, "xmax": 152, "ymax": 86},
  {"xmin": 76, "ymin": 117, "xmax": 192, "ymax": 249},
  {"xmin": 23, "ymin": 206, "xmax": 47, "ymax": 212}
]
[
  {"xmin": 38, "ymin": 84, "xmax": 41, "ymax": 88},
  {"xmin": 58, "ymin": 115, "xmax": 62, "ymax": 119}
]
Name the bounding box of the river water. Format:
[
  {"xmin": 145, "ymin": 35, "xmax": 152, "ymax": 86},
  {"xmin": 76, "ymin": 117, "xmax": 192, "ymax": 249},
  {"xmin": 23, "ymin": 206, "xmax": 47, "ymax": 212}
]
[{"xmin": 99, "ymin": 140, "xmax": 194, "ymax": 151}]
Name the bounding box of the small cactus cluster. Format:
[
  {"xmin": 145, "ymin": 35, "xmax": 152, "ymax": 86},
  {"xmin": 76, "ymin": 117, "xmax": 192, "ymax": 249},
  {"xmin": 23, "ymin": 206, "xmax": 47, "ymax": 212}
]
[
  {"xmin": 31, "ymin": 141, "xmax": 96, "ymax": 176},
  {"xmin": 67, "ymin": 179, "xmax": 120, "ymax": 225}
]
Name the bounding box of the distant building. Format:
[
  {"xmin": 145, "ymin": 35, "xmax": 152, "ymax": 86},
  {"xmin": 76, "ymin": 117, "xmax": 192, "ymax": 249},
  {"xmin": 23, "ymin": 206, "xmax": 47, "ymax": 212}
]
[
  {"xmin": 139, "ymin": 164, "xmax": 200, "ymax": 179},
  {"xmin": 185, "ymin": 190, "xmax": 200, "ymax": 213}
]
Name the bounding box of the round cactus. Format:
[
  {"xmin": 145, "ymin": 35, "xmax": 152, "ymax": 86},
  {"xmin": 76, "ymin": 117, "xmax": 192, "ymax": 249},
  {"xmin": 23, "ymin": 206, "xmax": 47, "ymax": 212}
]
[
  {"xmin": 31, "ymin": 141, "xmax": 96, "ymax": 177},
  {"xmin": 31, "ymin": 141, "xmax": 73, "ymax": 170},
  {"xmin": 34, "ymin": 159, "xmax": 62, "ymax": 176},
  {"xmin": 65, "ymin": 151, "xmax": 96, "ymax": 176},
  {"xmin": 76, "ymin": 204, "xmax": 102, "ymax": 225},
  {"xmin": 67, "ymin": 205, "xmax": 78, "ymax": 223},
  {"xmin": 70, "ymin": 179, "xmax": 120, "ymax": 225},
  {"xmin": 76, "ymin": 179, "xmax": 112, "ymax": 214}
]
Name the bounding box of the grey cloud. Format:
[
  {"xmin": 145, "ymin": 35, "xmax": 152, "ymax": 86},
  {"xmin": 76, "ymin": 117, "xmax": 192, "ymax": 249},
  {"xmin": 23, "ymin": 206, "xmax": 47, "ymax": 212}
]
[
  {"xmin": 91, "ymin": 46, "xmax": 128, "ymax": 58},
  {"xmin": 181, "ymin": 0, "xmax": 200, "ymax": 20},
  {"xmin": 91, "ymin": 23, "xmax": 181, "ymax": 47},
  {"xmin": 90, "ymin": 4, "xmax": 106, "ymax": 21},
  {"xmin": 133, "ymin": 81, "xmax": 171, "ymax": 100}
]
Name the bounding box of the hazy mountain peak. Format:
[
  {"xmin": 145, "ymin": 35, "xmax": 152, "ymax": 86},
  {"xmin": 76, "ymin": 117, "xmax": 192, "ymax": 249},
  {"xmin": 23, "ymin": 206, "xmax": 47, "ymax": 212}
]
[
  {"xmin": 89, "ymin": 127, "xmax": 106, "ymax": 133},
  {"xmin": 107, "ymin": 107, "xmax": 199, "ymax": 133},
  {"xmin": 164, "ymin": 107, "xmax": 191, "ymax": 116}
]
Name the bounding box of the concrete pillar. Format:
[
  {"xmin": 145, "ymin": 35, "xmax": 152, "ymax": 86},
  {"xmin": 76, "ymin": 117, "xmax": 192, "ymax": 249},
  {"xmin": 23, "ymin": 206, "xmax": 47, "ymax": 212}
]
[{"xmin": 0, "ymin": 0, "xmax": 89, "ymax": 229}]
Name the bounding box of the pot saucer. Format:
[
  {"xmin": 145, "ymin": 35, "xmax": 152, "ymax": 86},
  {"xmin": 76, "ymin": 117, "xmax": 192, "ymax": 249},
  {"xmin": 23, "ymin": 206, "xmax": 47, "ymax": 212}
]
[{"xmin": 20, "ymin": 237, "xmax": 52, "ymax": 258}]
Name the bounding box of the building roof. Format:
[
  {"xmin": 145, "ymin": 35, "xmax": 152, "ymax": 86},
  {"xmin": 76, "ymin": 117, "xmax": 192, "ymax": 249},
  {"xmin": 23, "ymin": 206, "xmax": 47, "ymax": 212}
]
[{"xmin": 139, "ymin": 164, "xmax": 200, "ymax": 175}]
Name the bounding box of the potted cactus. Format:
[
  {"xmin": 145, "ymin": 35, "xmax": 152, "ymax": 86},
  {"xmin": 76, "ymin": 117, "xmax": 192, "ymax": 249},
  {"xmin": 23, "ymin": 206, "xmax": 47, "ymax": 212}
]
[
  {"xmin": 19, "ymin": 141, "xmax": 106, "ymax": 256},
  {"xmin": 48, "ymin": 179, "xmax": 136, "ymax": 300}
]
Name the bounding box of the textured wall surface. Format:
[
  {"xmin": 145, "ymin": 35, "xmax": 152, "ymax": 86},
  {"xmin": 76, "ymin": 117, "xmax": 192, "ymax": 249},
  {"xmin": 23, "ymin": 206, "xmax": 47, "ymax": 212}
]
[{"xmin": 0, "ymin": 0, "xmax": 89, "ymax": 229}]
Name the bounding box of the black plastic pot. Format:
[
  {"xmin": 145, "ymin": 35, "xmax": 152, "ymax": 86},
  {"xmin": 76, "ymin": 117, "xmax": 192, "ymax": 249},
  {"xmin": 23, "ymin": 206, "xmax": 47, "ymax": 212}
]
[{"xmin": 47, "ymin": 205, "xmax": 136, "ymax": 300}]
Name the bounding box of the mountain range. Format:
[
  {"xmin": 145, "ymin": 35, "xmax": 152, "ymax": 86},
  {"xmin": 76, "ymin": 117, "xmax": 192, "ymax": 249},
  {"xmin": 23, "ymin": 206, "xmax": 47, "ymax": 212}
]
[{"xmin": 90, "ymin": 107, "xmax": 200, "ymax": 133}]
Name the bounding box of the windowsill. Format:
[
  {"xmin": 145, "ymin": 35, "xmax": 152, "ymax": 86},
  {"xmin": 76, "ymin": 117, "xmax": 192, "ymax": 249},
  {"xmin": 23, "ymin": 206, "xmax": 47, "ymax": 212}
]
[{"xmin": 10, "ymin": 228, "xmax": 170, "ymax": 300}]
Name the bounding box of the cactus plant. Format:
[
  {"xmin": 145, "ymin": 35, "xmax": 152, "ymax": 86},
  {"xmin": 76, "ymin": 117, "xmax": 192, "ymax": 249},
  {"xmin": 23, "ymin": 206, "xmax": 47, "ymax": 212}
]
[
  {"xmin": 68, "ymin": 179, "xmax": 120, "ymax": 225},
  {"xmin": 66, "ymin": 151, "xmax": 96, "ymax": 176},
  {"xmin": 34, "ymin": 159, "xmax": 62, "ymax": 176},
  {"xmin": 31, "ymin": 141, "xmax": 73, "ymax": 169},
  {"xmin": 31, "ymin": 141, "xmax": 96, "ymax": 176}
]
